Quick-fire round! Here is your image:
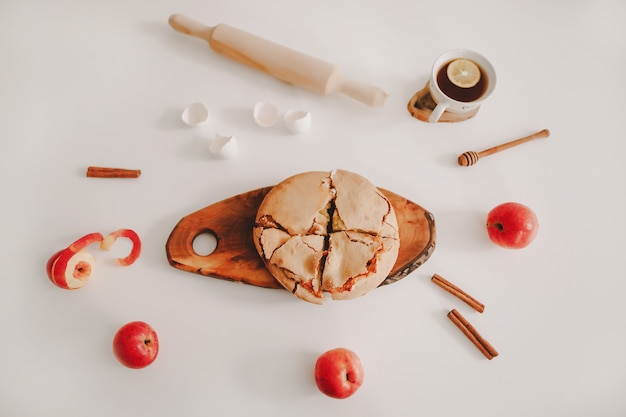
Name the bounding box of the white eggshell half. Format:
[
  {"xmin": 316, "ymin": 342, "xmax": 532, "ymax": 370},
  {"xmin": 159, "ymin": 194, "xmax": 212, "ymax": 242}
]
[
  {"xmin": 283, "ymin": 110, "xmax": 311, "ymax": 134},
  {"xmin": 209, "ymin": 135, "xmax": 238, "ymax": 159},
  {"xmin": 182, "ymin": 102, "xmax": 209, "ymax": 126},
  {"xmin": 253, "ymin": 102, "xmax": 279, "ymax": 127}
]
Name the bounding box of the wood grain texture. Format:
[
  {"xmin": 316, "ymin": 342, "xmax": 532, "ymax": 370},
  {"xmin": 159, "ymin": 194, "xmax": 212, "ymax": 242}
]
[{"xmin": 165, "ymin": 186, "xmax": 436, "ymax": 289}]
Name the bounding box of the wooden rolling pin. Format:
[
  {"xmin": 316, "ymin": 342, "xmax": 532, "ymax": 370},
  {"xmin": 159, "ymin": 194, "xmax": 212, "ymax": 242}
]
[{"xmin": 168, "ymin": 14, "xmax": 388, "ymax": 107}]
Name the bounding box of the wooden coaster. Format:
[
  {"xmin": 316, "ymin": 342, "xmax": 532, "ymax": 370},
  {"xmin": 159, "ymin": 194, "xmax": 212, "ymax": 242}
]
[{"xmin": 407, "ymin": 83, "xmax": 479, "ymax": 123}]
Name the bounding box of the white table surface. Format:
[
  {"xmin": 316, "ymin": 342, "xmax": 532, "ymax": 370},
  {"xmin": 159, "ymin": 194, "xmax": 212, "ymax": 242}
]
[{"xmin": 2, "ymin": 1, "xmax": 625, "ymax": 416}]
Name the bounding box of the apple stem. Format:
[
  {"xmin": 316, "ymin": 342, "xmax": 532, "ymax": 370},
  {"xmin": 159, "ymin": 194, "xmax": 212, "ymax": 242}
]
[{"xmin": 487, "ymin": 222, "xmax": 504, "ymax": 231}]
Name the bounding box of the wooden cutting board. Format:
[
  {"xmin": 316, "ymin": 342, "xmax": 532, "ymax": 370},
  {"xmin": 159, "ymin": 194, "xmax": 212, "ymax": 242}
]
[{"xmin": 166, "ymin": 186, "xmax": 436, "ymax": 289}]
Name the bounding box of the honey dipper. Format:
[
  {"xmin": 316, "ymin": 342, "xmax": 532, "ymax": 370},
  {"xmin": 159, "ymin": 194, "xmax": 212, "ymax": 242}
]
[{"xmin": 457, "ymin": 129, "xmax": 550, "ymax": 166}]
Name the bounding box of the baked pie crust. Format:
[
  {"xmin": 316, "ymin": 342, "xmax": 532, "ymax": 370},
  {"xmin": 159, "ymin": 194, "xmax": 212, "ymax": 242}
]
[{"xmin": 253, "ymin": 170, "xmax": 400, "ymax": 304}]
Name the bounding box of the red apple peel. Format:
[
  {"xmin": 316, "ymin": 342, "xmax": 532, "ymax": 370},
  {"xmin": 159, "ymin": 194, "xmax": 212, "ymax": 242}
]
[
  {"xmin": 100, "ymin": 229, "xmax": 142, "ymax": 266},
  {"xmin": 46, "ymin": 229, "xmax": 141, "ymax": 290}
]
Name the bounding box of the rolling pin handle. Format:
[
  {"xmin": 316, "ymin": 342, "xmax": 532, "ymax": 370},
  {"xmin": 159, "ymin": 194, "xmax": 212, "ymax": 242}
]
[
  {"xmin": 338, "ymin": 79, "xmax": 389, "ymax": 107},
  {"xmin": 169, "ymin": 13, "xmax": 215, "ymax": 40}
]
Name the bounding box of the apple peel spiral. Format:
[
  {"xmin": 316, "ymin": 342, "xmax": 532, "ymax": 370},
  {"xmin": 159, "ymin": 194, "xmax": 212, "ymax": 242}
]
[{"xmin": 46, "ymin": 229, "xmax": 141, "ymax": 290}]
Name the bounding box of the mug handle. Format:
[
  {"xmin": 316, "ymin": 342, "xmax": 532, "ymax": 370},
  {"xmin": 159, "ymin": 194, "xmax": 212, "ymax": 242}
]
[{"xmin": 429, "ymin": 102, "xmax": 447, "ymax": 123}]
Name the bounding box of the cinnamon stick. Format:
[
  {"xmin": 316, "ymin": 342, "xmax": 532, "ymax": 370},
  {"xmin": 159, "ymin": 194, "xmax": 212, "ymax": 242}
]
[
  {"xmin": 447, "ymin": 309, "xmax": 498, "ymax": 360},
  {"xmin": 86, "ymin": 167, "xmax": 141, "ymax": 179},
  {"xmin": 431, "ymin": 273, "xmax": 485, "ymax": 313}
]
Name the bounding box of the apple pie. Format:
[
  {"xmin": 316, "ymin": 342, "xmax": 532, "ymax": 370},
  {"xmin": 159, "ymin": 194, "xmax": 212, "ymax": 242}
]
[{"xmin": 253, "ymin": 170, "xmax": 400, "ymax": 304}]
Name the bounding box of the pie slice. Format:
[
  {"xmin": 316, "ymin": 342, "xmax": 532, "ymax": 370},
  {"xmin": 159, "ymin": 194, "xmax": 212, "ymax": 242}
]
[{"xmin": 322, "ymin": 231, "xmax": 399, "ymax": 300}]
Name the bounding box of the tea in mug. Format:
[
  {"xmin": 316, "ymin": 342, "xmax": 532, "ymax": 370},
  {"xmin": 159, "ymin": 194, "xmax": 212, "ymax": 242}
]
[{"xmin": 436, "ymin": 59, "xmax": 488, "ymax": 103}]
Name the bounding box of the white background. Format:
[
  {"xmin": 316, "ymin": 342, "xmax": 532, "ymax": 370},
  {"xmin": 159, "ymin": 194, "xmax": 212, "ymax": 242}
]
[{"xmin": 1, "ymin": 1, "xmax": 625, "ymax": 416}]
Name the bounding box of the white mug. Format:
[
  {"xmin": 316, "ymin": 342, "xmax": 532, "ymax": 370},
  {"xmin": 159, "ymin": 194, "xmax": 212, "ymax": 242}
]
[{"xmin": 428, "ymin": 49, "xmax": 496, "ymax": 123}]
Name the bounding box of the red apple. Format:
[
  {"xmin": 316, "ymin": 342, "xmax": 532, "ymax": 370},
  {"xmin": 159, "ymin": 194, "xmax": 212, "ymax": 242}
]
[
  {"xmin": 486, "ymin": 202, "xmax": 539, "ymax": 249},
  {"xmin": 46, "ymin": 232, "xmax": 104, "ymax": 289},
  {"xmin": 112, "ymin": 321, "xmax": 159, "ymax": 369},
  {"xmin": 314, "ymin": 348, "xmax": 364, "ymax": 399}
]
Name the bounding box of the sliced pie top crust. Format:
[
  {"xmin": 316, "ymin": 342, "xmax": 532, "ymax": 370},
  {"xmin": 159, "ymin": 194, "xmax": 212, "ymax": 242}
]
[
  {"xmin": 253, "ymin": 169, "xmax": 400, "ymax": 304},
  {"xmin": 332, "ymin": 169, "xmax": 398, "ymax": 236},
  {"xmin": 256, "ymin": 171, "xmax": 333, "ymax": 236}
]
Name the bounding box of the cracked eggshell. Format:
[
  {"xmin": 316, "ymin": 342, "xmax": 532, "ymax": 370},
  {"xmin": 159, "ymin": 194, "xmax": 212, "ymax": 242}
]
[
  {"xmin": 209, "ymin": 135, "xmax": 238, "ymax": 159},
  {"xmin": 253, "ymin": 102, "xmax": 279, "ymax": 127},
  {"xmin": 283, "ymin": 110, "xmax": 311, "ymax": 134},
  {"xmin": 182, "ymin": 102, "xmax": 209, "ymax": 126}
]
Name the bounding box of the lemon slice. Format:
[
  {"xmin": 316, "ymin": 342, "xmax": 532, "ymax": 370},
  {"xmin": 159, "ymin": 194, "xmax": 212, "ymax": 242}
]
[{"xmin": 447, "ymin": 59, "xmax": 481, "ymax": 88}]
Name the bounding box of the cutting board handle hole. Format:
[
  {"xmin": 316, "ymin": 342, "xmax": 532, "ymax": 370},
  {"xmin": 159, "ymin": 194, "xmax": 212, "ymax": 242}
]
[{"xmin": 192, "ymin": 231, "xmax": 217, "ymax": 256}]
